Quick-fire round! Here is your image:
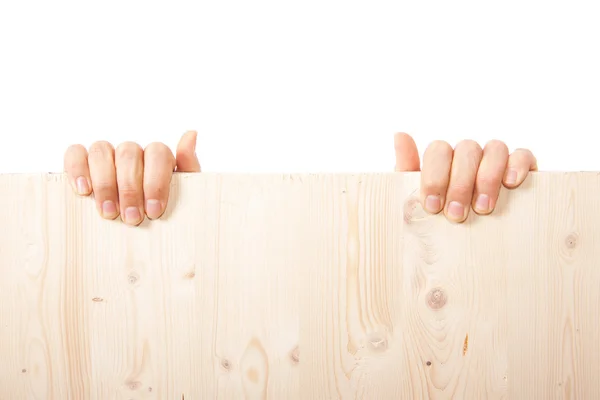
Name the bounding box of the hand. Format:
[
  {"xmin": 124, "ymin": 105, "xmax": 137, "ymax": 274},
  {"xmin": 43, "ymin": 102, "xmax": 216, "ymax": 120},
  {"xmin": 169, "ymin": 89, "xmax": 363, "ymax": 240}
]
[
  {"xmin": 393, "ymin": 133, "xmax": 537, "ymax": 223},
  {"xmin": 63, "ymin": 131, "xmax": 201, "ymax": 226}
]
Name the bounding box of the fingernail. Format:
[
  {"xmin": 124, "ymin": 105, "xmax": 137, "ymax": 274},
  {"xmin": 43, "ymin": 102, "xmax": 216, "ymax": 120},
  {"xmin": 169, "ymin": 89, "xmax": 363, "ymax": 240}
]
[
  {"xmin": 146, "ymin": 199, "xmax": 162, "ymax": 219},
  {"xmin": 447, "ymin": 201, "xmax": 465, "ymax": 220},
  {"xmin": 76, "ymin": 176, "xmax": 89, "ymax": 195},
  {"xmin": 102, "ymin": 200, "xmax": 117, "ymax": 218},
  {"xmin": 505, "ymin": 169, "xmax": 518, "ymax": 185},
  {"xmin": 125, "ymin": 207, "xmax": 141, "ymax": 224},
  {"xmin": 425, "ymin": 195, "xmax": 441, "ymax": 213},
  {"xmin": 475, "ymin": 194, "xmax": 490, "ymax": 212}
]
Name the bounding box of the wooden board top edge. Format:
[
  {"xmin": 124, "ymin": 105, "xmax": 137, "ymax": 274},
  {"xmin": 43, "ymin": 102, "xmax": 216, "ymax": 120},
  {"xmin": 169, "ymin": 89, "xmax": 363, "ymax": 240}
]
[{"xmin": 1, "ymin": 171, "xmax": 600, "ymax": 179}]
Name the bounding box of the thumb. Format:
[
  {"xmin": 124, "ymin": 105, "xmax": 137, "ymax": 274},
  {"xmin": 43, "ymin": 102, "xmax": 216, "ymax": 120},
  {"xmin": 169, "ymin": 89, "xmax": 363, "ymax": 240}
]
[
  {"xmin": 394, "ymin": 132, "xmax": 421, "ymax": 172},
  {"xmin": 175, "ymin": 130, "xmax": 201, "ymax": 172}
]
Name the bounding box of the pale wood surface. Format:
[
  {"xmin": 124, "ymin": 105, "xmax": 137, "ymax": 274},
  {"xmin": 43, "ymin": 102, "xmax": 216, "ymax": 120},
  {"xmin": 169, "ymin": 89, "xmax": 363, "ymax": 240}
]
[{"xmin": 1, "ymin": 172, "xmax": 599, "ymax": 400}]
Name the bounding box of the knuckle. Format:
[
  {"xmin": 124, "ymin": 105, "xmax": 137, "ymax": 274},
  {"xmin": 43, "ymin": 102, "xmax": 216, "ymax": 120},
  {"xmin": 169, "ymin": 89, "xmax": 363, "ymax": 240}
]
[
  {"xmin": 477, "ymin": 175, "xmax": 501, "ymax": 189},
  {"xmin": 513, "ymin": 148, "xmax": 534, "ymax": 159},
  {"xmin": 426, "ymin": 140, "xmax": 452, "ymax": 154},
  {"xmin": 145, "ymin": 142, "xmax": 174, "ymax": 162},
  {"xmin": 144, "ymin": 183, "xmax": 168, "ymax": 199},
  {"xmin": 64, "ymin": 146, "xmax": 87, "ymax": 171},
  {"xmin": 88, "ymin": 141, "xmax": 114, "ymax": 157},
  {"xmin": 448, "ymin": 183, "xmax": 473, "ymax": 198},
  {"xmin": 92, "ymin": 184, "xmax": 111, "ymax": 194},
  {"xmin": 509, "ymin": 148, "xmax": 535, "ymax": 168},
  {"xmin": 485, "ymin": 139, "xmax": 509, "ymax": 154},
  {"xmin": 456, "ymin": 139, "xmax": 483, "ymax": 154},
  {"xmin": 65, "ymin": 160, "xmax": 84, "ymax": 173},
  {"xmin": 422, "ymin": 177, "xmax": 447, "ymax": 194},
  {"xmin": 118, "ymin": 186, "xmax": 142, "ymax": 202},
  {"xmin": 91, "ymin": 184, "xmax": 116, "ymax": 200},
  {"xmin": 65, "ymin": 143, "xmax": 86, "ymax": 156},
  {"xmin": 145, "ymin": 141, "xmax": 170, "ymax": 154},
  {"xmin": 92, "ymin": 178, "xmax": 116, "ymax": 191},
  {"xmin": 455, "ymin": 140, "xmax": 483, "ymax": 170},
  {"xmin": 514, "ymin": 147, "xmax": 531, "ymax": 153},
  {"xmin": 115, "ymin": 141, "xmax": 143, "ymax": 160}
]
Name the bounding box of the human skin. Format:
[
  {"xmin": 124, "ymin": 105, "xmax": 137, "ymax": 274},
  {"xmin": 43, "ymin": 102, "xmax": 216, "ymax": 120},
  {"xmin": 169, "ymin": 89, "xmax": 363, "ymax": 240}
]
[{"xmin": 63, "ymin": 131, "xmax": 537, "ymax": 226}]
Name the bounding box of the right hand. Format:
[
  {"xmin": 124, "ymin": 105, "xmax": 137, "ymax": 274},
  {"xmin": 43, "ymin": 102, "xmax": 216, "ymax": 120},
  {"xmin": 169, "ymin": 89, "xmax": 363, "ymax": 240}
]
[{"xmin": 63, "ymin": 131, "xmax": 201, "ymax": 226}]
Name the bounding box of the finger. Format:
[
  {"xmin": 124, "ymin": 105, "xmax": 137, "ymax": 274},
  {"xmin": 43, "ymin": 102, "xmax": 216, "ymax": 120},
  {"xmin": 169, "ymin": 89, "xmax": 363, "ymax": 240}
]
[
  {"xmin": 64, "ymin": 144, "xmax": 92, "ymax": 196},
  {"xmin": 115, "ymin": 142, "xmax": 145, "ymax": 226},
  {"xmin": 444, "ymin": 140, "xmax": 483, "ymax": 223},
  {"xmin": 175, "ymin": 130, "xmax": 201, "ymax": 172},
  {"xmin": 143, "ymin": 142, "xmax": 176, "ymax": 220},
  {"xmin": 472, "ymin": 140, "xmax": 509, "ymax": 215},
  {"xmin": 394, "ymin": 132, "xmax": 421, "ymax": 172},
  {"xmin": 87, "ymin": 141, "xmax": 119, "ymax": 219},
  {"xmin": 503, "ymin": 148, "xmax": 538, "ymax": 188},
  {"xmin": 420, "ymin": 140, "xmax": 453, "ymax": 214}
]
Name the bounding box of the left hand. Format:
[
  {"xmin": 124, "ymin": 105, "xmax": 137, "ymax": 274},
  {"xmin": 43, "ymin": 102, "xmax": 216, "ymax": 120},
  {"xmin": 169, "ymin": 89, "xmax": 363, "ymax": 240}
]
[{"xmin": 393, "ymin": 133, "xmax": 537, "ymax": 223}]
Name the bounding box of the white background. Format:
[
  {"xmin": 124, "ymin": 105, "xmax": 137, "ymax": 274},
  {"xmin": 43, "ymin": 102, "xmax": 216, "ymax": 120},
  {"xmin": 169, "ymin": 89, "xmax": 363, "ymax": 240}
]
[{"xmin": 1, "ymin": 1, "xmax": 598, "ymax": 173}]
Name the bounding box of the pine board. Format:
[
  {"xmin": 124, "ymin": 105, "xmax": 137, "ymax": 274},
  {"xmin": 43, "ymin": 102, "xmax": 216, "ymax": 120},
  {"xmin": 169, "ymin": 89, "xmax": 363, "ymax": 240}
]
[{"xmin": 0, "ymin": 172, "xmax": 599, "ymax": 399}]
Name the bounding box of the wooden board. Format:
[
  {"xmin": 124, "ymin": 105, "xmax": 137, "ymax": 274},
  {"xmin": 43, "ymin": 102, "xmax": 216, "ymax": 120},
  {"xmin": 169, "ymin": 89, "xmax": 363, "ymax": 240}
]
[{"xmin": 0, "ymin": 171, "xmax": 599, "ymax": 399}]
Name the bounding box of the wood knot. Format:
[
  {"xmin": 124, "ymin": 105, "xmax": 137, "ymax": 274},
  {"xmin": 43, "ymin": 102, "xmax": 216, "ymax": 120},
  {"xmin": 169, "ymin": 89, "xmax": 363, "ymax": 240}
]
[
  {"xmin": 21, "ymin": 368, "xmax": 27, "ymax": 373},
  {"xmin": 426, "ymin": 287, "xmax": 447, "ymax": 310},
  {"xmin": 92, "ymin": 297, "xmax": 104, "ymax": 302},
  {"xmin": 125, "ymin": 381, "xmax": 142, "ymax": 390},
  {"xmin": 290, "ymin": 345, "xmax": 299, "ymax": 364},
  {"xmin": 366, "ymin": 332, "xmax": 388, "ymax": 352},
  {"xmin": 221, "ymin": 358, "xmax": 232, "ymax": 371},
  {"xmin": 403, "ymin": 195, "xmax": 427, "ymax": 224},
  {"xmin": 184, "ymin": 271, "xmax": 196, "ymax": 279},
  {"xmin": 127, "ymin": 272, "xmax": 139, "ymax": 285},
  {"xmin": 565, "ymin": 233, "xmax": 579, "ymax": 249}
]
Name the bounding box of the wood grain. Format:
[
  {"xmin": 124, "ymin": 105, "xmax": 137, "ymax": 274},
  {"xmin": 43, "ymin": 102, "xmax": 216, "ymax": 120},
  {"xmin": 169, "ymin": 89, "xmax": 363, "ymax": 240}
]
[{"xmin": 0, "ymin": 171, "xmax": 599, "ymax": 399}]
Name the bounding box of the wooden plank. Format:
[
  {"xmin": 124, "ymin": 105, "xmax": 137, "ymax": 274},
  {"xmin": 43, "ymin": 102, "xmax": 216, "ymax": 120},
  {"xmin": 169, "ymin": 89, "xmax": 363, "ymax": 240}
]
[{"xmin": 0, "ymin": 171, "xmax": 599, "ymax": 399}]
